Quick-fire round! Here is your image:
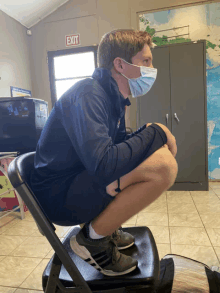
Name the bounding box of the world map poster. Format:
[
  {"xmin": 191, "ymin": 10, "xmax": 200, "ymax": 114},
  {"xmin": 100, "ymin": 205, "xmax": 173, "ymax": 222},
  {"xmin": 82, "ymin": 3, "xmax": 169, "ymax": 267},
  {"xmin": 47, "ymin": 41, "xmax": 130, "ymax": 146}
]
[{"xmin": 139, "ymin": 1, "xmax": 220, "ymax": 179}]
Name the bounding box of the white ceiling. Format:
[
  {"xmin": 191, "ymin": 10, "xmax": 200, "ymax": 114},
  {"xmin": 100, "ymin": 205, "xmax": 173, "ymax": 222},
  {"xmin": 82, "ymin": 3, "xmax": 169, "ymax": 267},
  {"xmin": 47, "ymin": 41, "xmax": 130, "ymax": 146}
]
[{"xmin": 0, "ymin": 0, "xmax": 70, "ymax": 28}]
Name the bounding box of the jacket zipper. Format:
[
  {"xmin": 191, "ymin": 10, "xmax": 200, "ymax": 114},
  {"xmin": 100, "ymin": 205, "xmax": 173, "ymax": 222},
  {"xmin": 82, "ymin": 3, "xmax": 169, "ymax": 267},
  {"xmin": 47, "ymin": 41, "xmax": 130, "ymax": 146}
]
[{"xmin": 113, "ymin": 118, "xmax": 121, "ymax": 142}]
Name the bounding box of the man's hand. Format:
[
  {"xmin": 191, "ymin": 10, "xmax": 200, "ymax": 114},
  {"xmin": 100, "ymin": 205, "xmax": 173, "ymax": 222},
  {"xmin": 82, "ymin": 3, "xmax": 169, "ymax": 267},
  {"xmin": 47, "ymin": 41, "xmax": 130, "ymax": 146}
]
[{"xmin": 146, "ymin": 123, "xmax": 177, "ymax": 158}]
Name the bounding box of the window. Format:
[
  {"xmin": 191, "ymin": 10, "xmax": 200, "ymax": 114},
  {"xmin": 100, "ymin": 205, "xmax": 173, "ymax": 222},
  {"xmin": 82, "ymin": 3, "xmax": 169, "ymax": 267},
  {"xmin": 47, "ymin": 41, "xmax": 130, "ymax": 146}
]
[{"xmin": 48, "ymin": 46, "xmax": 98, "ymax": 107}]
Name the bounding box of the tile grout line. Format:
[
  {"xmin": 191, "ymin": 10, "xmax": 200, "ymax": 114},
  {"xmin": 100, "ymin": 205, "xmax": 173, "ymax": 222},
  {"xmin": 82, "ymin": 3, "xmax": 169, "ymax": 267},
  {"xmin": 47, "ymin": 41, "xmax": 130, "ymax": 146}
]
[
  {"xmin": 1, "ymin": 234, "xmax": 32, "ymax": 258},
  {"xmin": 0, "ymin": 253, "xmax": 44, "ymax": 290},
  {"xmin": 211, "ymin": 187, "xmax": 220, "ymax": 199},
  {"xmin": 18, "ymin": 258, "xmax": 45, "ymax": 290},
  {"xmin": 190, "ymin": 190, "xmax": 220, "ymax": 266},
  {"xmin": 0, "ymin": 285, "xmax": 18, "ymax": 292},
  {"xmin": 0, "ymin": 218, "xmax": 19, "ymax": 234},
  {"xmin": 0, "ymin": 228, "xmax": 46, "ymax": 290},
  {"xmin": 134, "ymin": 214, "xmax": 138, "ymax": 226},
  {"xmin": 156, "ymin": 243, "xmax": 220, "ymax": 247},
  {"xmin": 166, "ymin": 192, "xmax": 172, "ymax": 255}
]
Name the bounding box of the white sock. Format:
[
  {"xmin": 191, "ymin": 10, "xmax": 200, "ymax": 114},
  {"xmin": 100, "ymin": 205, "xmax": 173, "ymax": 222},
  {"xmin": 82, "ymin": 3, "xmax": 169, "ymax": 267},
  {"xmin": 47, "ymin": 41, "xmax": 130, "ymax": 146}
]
[{"xmin": 89, "ymin": 222, "xmax": 105, "ymax": 239}]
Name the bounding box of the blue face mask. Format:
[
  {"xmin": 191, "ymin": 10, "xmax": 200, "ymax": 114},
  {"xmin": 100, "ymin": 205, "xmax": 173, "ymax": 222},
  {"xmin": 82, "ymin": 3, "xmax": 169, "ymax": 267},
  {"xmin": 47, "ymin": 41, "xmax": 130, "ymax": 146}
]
[{"xmin": 120, "ymin": 59, "xmax": 157, "ymax": 98}]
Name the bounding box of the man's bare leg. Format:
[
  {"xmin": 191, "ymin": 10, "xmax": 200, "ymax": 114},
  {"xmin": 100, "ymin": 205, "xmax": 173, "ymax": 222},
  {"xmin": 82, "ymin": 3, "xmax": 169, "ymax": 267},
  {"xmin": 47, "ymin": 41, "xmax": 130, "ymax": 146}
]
[
  {"xmin": 91, "ymin": 178, "xmax": 171, "ymax": 237},
  {"xmin": 90, "ymin": 144, "xmax": 178, "ymax": 236}
]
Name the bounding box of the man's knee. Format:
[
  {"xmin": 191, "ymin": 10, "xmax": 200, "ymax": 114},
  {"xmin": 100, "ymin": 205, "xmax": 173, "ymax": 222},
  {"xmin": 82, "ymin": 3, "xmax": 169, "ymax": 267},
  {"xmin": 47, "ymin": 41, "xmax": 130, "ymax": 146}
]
[
  {"xmin": 157, "ymin": 158, "xmax": 178, "ymax": 187},
  {"xmin": 139, "ymin": 145, "xmax": 178, "ymax": 184},
  {"xmin": 106, "ymin": 146, "xmax": 178, "ymax": 196}
]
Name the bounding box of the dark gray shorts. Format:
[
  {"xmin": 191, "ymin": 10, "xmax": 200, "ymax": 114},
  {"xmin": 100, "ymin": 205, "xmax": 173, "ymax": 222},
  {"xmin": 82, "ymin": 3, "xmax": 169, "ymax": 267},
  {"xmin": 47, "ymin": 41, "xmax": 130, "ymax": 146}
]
[
  {"xmin": 54, "ymin": 170, "xmax": 116, "ymax": 226},
  {"xmin": 52, "ymin": 135, "xmax": 165, "ymax": 226}
]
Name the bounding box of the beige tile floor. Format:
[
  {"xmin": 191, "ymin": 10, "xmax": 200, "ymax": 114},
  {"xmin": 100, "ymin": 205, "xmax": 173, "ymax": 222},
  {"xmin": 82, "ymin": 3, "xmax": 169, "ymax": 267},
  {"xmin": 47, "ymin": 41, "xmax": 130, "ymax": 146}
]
[{"xmin": 0, "ymin": 181, "xmax": 220, "ymax": 292}]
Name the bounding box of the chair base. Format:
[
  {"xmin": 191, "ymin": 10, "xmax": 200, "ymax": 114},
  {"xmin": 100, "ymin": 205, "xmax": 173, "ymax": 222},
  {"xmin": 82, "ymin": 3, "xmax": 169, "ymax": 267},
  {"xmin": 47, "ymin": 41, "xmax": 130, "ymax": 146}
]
[{"xmin": 42, "ymin": 226, "xmax": 160, "ymax": 293}]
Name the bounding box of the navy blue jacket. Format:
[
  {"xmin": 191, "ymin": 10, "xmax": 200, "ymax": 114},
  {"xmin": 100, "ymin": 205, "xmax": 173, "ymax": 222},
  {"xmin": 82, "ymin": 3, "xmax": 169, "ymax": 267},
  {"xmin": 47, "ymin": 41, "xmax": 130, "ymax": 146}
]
[{"xmin": 30, "ymin": 68, "xmax": 167, "ymax": 198}]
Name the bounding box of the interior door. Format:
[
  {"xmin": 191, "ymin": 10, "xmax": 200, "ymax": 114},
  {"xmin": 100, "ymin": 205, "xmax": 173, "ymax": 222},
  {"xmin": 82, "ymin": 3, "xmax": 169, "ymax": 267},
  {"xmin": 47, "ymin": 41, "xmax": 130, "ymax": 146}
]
[{"xmin": 170, "ymin": 41, "xmax": 206, "ymax": 182}]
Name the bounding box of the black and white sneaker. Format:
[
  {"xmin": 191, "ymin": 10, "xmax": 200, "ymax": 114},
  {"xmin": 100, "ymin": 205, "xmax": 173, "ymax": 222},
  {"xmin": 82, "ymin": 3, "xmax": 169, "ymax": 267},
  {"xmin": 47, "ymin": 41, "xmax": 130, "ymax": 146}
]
[{"xmin": 70, "ymin": 223, "xmax": 138, "ymax": 276}]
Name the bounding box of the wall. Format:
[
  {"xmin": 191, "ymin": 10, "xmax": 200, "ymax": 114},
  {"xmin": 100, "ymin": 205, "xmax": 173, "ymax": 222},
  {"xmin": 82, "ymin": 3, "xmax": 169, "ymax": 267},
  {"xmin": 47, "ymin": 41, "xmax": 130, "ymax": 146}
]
[
  {"xmin": 29, "ymin": 0, "xmax": 132, "ymax": 127},
  {"xmin": 138, "ymin": 2, "xmax": 220, "ymax": 179},
  {"xmin": 29, "ymin": 0, "xmax": 220, "ymax": 130},
  {"xmin": 0, "ymin": 10, "xmax": 32, "ymax": 97}
]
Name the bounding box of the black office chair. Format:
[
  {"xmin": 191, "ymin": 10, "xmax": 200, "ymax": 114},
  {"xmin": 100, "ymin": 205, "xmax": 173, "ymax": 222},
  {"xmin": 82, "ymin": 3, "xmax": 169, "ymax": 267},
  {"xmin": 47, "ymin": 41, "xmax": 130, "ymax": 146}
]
[{"xmin": 8, "ymin": 152, "xmax": 160, "ymax": 293}]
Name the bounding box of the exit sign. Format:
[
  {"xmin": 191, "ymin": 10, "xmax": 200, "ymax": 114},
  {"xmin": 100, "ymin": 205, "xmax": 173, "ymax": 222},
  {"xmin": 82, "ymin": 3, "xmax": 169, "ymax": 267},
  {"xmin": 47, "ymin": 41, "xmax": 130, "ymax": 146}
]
[{"xmin": 65, "ymin": 34, "xmax": 80, "ymax": 47}]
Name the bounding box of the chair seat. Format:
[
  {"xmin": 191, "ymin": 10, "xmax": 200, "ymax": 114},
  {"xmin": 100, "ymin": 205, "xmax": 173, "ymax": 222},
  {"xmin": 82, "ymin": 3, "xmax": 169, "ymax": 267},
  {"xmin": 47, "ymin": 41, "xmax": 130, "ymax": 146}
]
[{"xmin": 42, "ymin": 226, "xmax": 160, "ymax": 292}]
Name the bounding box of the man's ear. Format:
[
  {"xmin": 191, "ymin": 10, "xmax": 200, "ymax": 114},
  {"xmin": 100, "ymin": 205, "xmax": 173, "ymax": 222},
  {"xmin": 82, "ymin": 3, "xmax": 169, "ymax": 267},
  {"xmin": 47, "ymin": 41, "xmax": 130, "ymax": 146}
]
[{"xmin": 113, "ymin": 58, "xmax": 124, "ymax": 73}]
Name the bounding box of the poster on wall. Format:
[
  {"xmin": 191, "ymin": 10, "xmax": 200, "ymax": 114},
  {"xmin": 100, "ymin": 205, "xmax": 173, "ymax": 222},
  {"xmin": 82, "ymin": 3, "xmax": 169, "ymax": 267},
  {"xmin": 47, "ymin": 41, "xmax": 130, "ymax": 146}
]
[
  {"xmin": 0, "ymin": 157, "xmax": 28, "ymax": 212},
  {"xmin": 10, "ymin": 86, "xmax": 32, "ymax": 98},
  {"xmin": 139, "ymin": 2, "xmax": 220, "ymax": 180}
]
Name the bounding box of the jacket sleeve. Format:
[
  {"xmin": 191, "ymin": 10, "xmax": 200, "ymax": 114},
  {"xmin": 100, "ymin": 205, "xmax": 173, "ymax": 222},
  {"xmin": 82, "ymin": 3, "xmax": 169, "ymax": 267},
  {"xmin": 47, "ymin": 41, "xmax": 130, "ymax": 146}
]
[
  {"xmin": 114, "ymin": 115, "xmax": 147, "ymax": 144},
  {"xmin": 59, "ymin": 93, "xmax": 167, "ymax": 187}
]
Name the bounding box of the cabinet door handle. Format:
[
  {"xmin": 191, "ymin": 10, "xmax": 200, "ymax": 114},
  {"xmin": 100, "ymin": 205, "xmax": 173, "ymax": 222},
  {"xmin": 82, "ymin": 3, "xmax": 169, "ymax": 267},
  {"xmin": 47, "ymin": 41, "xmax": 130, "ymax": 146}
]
[
  {"xmin": 166, "ymin": 114, "xmax": 169, "ymax": 126},
  {"xmin": 174, "ymin": 113, "xmax": 180, "ymax": 123}
]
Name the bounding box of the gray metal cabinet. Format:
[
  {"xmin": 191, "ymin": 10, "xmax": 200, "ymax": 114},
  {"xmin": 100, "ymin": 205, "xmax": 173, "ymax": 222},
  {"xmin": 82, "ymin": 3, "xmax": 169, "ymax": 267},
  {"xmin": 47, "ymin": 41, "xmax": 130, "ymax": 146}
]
[{"xmin": 137, "ymin": 40, "xmax": 208, "ymax": 191}]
